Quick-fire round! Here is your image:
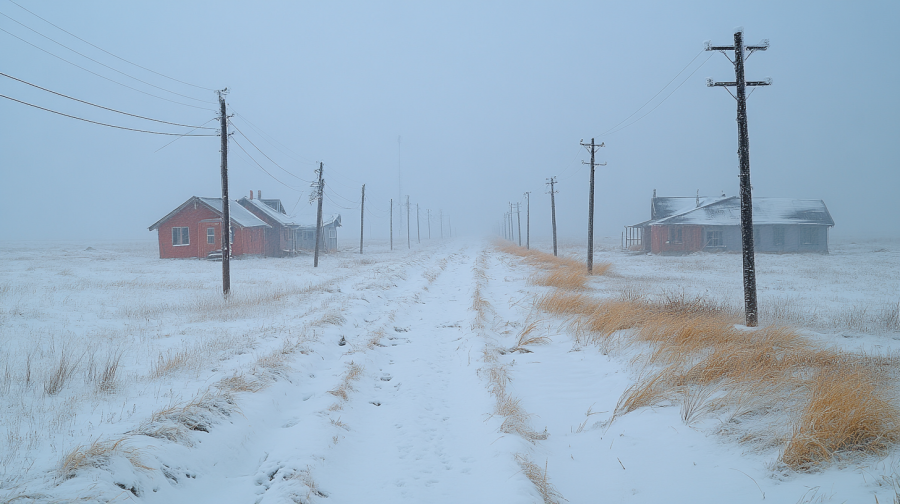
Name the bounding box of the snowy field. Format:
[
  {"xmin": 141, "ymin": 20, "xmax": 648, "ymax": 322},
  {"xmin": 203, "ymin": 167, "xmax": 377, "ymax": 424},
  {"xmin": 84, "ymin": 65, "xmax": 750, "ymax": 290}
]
[{"xmin": 0, "ymin": 237, "xmax": 898, "ymax": 503}]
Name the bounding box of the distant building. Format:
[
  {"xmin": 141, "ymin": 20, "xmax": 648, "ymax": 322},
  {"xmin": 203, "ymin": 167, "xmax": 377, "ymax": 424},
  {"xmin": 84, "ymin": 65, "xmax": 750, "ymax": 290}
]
[
  {"xmin": 237, "ymin": 193, "xmax": 342, "ymax": 255},
  {"xmin": 149, "ymin": 192, "xmax": 342, "ymax": 259},
  {"xmin": 625, "ymin": 192, "xmax": 835, "ymax": 254},
  {"xmin": 148, "ymin": 196, "xmax": 269, "ymax": 259}
]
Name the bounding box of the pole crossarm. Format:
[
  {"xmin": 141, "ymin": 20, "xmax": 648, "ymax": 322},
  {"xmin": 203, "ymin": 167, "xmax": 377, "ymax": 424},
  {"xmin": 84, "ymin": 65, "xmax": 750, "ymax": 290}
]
[{"xmin": 707, "ymin": 78, "xmax": 772, "ymax": 87}]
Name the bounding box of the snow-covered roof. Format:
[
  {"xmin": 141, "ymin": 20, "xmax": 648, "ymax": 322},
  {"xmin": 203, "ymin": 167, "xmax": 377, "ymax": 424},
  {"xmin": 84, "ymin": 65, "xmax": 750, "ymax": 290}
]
[
  {"xmin": 239, "ymin": 197, "xmax": 300, "ymax": 228},
  {"xmin": 197, "ymin": 198, "xmax": 270, "ymax": 228},
  {"xmin": 148, "ymin": 196, "xmax": 270, "ymax": 231},
  {"xmin": 636, "ymin": 196, "xmax": 834, "ymax": 227},
  {"xmin": 297, "ymin": 214, "xmax": 342, "ymax": 230}
]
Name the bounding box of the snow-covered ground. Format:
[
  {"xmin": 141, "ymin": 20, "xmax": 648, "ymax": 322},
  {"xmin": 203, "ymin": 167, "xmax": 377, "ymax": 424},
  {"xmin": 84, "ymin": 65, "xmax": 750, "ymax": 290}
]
[{"xmin": 0, "ymin": 237, "xmax": 898, "ymax": 503}]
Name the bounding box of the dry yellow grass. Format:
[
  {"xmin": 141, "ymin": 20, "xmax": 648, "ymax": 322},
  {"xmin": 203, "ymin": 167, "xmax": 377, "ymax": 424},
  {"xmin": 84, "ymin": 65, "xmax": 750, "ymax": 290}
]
[
  {"xmin": 533, "ymin": 270, "xmax": 900, "ymax": 469},
  {"xmin": 515, "ymin": 454, "xmax": 563, "ymax": 504},
  {"xmin": 58, "ymin": 437, "xmax": 149, "ymax": 480},
  {"xmin": 496, "ymin": 241, "xmax": 610, "ymax": 291},
  {"xmin": 328, "ymin": 361, "xmax": 363, "ymax": 401},
  {"xmin": 782, "ymin": 365, "xmax": 900, "ymax": 469}
]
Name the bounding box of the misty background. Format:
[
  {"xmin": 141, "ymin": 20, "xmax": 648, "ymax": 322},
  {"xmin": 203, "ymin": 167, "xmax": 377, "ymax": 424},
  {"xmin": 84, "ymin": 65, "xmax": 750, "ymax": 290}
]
[{"xmin": 0, "ymin": 1, "xmax": 897, "ymax": 245}]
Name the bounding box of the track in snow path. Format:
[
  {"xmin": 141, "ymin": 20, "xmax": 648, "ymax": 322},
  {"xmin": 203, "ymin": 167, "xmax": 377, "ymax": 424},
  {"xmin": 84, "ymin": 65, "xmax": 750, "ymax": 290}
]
[
  {"xmin": 309, "ymin": 244, "xmax": 522, "ymax": 503},
  {"xmin": 136, "ymin": 243, "xmax": 516, "ymax": 504}
]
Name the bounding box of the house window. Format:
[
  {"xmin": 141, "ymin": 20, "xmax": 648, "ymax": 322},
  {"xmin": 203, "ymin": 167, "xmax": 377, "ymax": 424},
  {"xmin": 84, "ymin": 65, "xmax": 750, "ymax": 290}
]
[
  {"xmin": 230, "ymin": 227, "xmax": 234, "ymax": 244},
  {"xmin": 706, "ymin": 230, "xmax": 723, "ymax": 248},
  {"xmin": 668, "ymin": 227, "xmax": 682, "ymax": 244},
  {"xmin": 801, "ymin": 227, "xmax": 819, "ymax": 245},
  {"xmin": 207, "ymin": 227, "xmax": 215, "ymax": 244},
  {"xmin": 172, "ymin": 227, "xmax": 189, "ymax": 246},
  {"xmin": 328, "ymin": 228, "xmax": 336, "ymax": 239},
  {"xmin": 774, "ymin": 226, "xmax": 785, "ymax": 247}
]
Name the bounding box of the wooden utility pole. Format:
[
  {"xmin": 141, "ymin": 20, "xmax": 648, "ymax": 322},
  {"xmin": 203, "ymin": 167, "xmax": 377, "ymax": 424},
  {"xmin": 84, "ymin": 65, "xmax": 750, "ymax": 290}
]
[
  {"xmin": 547, "ymin": 176, "xmax": 558, "ymax": 257},
  {"xmin": 390, "ymin": 199, "xmax": 393, "ymax": 251},
  {"xmin": 580, "ymin": 138, "xmax": 606, "ymax": 274},
  {"xmin": 406, "ymin": 196, "xmax": 411, "ymax": 249},
  {"xmin": 516, "ymin": 202, "xmax": 522, "ymax": 247},
  {"xmin": 217, "ymin": 89, "xmax": 230, "ymax": 296},
  {"xmin": 509, "ymin": 203, "xmax": 515, "ymax": 244},
  {"xmin": 416, "ymin": 203, "xmax": 420, "ymax": 244},
  {"xmin": 359, "ymin": 184, "xmax": 365, "ymax": 254},
  {"xmin": 313, "ymin": 162, "xmax": 324, "ymax": 267},
  {"xmin": 524, "ymin": 191, "xmax": 531, "ymax": 249},
  {"xmin": 707, "ymin": 29, "xmax": 770, "ymax": 327}
]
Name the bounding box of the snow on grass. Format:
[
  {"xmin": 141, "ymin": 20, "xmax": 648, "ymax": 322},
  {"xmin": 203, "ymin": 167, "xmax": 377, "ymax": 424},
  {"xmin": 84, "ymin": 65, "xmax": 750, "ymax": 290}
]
[{"xmin": 0, "ymin": 237, "xmax": 898, "ymax": 502}]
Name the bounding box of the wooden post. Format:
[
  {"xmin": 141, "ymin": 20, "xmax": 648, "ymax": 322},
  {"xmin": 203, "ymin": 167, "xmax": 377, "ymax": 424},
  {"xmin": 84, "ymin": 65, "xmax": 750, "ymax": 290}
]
[
  {"xmin": 548, "ymin": 177, "xmax": 558, "ymax": 257},
  {"xmin": 217, "ymin": 90, "xmax": 230, "ymax": 296},
  {"xmin": 359, "ymin": 184, "xmax": 365, "ymax": 254},
  {"xmin": 313, "ymin": 162, "xmax": 324, "ymax": 267}
]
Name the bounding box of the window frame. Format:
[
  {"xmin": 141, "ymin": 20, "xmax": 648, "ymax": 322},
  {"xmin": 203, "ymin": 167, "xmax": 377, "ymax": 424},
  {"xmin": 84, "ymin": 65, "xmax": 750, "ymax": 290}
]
[
  {"xmin": 207, "ymin": 227, "xmax": 215, "ymax": 244},
  {"xmin": 172, "ymin": 226, "xmax": 189, "ymax": 246},
  {"xmin": 705, "ymin": 229, "xmax": 723, "ymax": 248},
  {"xmin": 667, "ymin": 227, "xmax": 683, "ymax": 245},
  {"xmin": 801, "ymin": 227, "xmax": 819, "ymax": 246}
]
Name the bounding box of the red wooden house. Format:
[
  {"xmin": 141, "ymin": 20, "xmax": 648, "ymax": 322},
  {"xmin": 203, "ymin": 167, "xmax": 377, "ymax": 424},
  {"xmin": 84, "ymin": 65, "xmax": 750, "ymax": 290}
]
[{"xmin": 148, "ymin": 197, "xmax": 270, "ymax": 259}]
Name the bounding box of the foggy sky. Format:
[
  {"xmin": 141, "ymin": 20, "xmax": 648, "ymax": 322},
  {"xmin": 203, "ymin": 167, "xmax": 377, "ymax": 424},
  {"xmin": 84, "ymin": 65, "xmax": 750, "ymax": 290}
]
[{"xmin": 1, "ymin": 1, "xmax": 897, "ymax": 245}]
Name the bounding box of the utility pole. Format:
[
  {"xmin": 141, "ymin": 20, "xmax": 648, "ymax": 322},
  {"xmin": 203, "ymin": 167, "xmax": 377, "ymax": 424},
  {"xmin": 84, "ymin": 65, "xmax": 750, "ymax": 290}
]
[
  {"xmin": 416, "ymin": 204, "xmax": 420, "ymax": 244},
  {"xmin": 217, "ymin": 89, "xmax": 230, "ymax": 297},
  {"xmin": 524, "ymin": 191, "xmax": 531, "ymax": 249},
  {"xmin": 313, "ymin": 162, "xmax": 324, "ymax": 267},
  {"xmin": 406, "ymin": 196, "xmax": 411, "ymax": 249},
  {"xmin": 706, "ymin": 29, "xmax": 771, "ymax": 327},
  {"xmin": 580, "ymin": 138, "xmax": 606, "ymax": 274},
  {"xmin": 509, "ymin": 203, "xmax": 516, "ymax": 244},
  {"xmin": 516, "ymin": 202, "xmax": 522, "ymax": 247},
  {"xmin": 397, "ymin": 136, "xmax": 402, "ymax": 241},
  {"xmin": 390, "ymin": 199, "xmax": 393, "ymax": 251},
  {"xmin": 427, "ymin": 209, "xmax": 431, "ymax": 239},
  {"xmin": 547, "ymin": 177, "xmax": 558, "ymax": 257},
  {"xmin": 359, "ymin": 184, "xmax": 365, "ymax": 254}
]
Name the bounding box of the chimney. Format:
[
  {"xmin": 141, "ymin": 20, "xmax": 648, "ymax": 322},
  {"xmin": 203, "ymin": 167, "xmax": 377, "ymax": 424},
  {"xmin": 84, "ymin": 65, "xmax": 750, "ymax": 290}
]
[
  {"xmin": 696, "ymin": 190, "xmax": 700, "ymax": 207},
  {"xmin": 258, "ymin": 190, "xmax": 262, "ymax": 200},
  {"xmin": 250, "ymin": 190, "xmax": 253, "ymax": 200}
]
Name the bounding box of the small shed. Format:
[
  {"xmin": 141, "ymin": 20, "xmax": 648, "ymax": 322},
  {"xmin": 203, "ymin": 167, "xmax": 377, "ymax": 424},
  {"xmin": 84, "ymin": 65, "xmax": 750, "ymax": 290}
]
[
  {"xmin": 625, "ymin": 193, "xmax": 835, "ymax": 254},
  {"xmin": 238, "ymin": 196, "xmax": 301, "ymax": 257},
  {"xmin": 148, "ymin": 196, "xmax": 269, "ymax": 259},
  {"xmin": 295, "ymin": 215, "xmax": 342, "ymax": 252}
]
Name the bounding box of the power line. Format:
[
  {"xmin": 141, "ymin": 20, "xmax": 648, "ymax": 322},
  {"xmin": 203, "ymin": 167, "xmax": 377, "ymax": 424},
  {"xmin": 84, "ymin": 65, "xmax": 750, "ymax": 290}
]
[
  {"xmin": 228, "ymin": 120, "xmax": 313, "ymax": 183},
  {"xmin": 229, "ymin": 135, "xmax": 303, "ymax": 191},
  {"xmin": 0, "ymin": 10, "xmax": 212, "ymax": 104},
  {"xmin": 153, "ymin": 117, "xmax": 218, "ymax": 153},
  {"xmin": 0, "ymin": 71, "xmax": 215, "ymax": 129},
  {"xmin": 0, "ymin": 27, "xmax": 215, "ymax": 111},
  {"xmin": 231, "ymin": 110, "xmax": 317, "ymax": 166},
  {"xmin": 0, "ymin": 93, "xmax": 216, "ymax": 136},
  {"xmin": 600, "ymin": 49, "xmax": 705, "ymax": 136},
  {"xmin": 603, "ymin": 52, "xmax": 713, "ymax": 137},
  {"xmin": 7, "ymin": 0, "xmax": 214, "ymax": 92}
]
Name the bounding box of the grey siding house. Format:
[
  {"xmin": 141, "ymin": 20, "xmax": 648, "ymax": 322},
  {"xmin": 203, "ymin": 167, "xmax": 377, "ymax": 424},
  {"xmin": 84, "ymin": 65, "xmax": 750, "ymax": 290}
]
[{"xmin": 626, "ymin": 194, "xmax": 834, "ymax": 254}]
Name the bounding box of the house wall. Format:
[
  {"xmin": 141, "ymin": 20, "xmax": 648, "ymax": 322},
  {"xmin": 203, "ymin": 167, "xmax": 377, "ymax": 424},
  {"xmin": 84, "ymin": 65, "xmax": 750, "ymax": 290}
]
[
  {"xmin": 754, "ymin": 225, "xmax": 829, "ymax": 253},
  {"xmin": 650, "ymin": 225, "xmax": 702, "ymax": 254},
  {"xmin": 156, "ymin": 204, "xmax": 220, "ymax": 259},
  {"xmin": 238, "ymin": 201, "xmax": 290, "ymax": 257},
  {"xmin": 156, "ymin": 203, "xmax": 265, "ymax": 259}
]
